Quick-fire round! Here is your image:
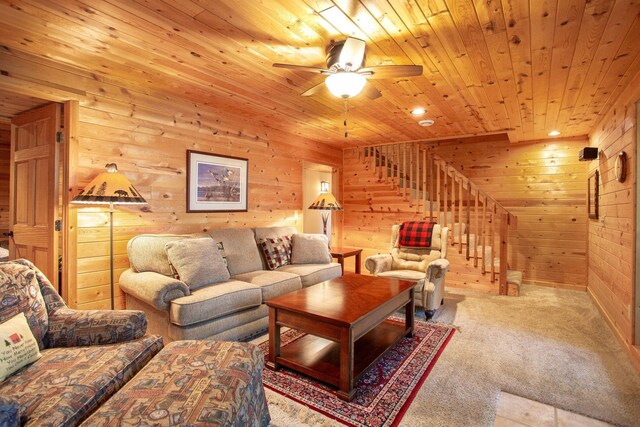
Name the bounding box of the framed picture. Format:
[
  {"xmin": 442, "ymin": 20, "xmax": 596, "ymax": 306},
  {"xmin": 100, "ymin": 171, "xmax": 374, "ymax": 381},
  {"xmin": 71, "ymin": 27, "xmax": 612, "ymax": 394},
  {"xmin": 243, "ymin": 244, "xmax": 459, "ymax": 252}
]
[
  {"xmin": 588, "ymin": 169, "xmax": 598, "ymax": 219},
  {"xmin": 187, "ymin": 150, "xmax": 248, "ymax": 212}
]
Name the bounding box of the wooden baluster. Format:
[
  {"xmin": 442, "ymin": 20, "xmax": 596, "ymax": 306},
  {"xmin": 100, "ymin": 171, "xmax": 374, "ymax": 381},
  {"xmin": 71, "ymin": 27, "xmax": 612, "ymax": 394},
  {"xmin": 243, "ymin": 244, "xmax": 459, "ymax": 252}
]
[
  {"xmin": 481, "ymin": 196, "xmax": 487, "ymax": 275},
  {"xmin": 490, "ymin": 204, "xmax": 496, "ymax": 283},
  {"xmin": 436, "ymin": 161, "xmax": 441, "ymax": 224},
  {"xmin": 416, "ymin": 143, "xmax": 420, "ymax": 207},
  {"xmin": 466, "ymin": 182, "xmax": 471, "ymax": 260},
  {"xmin": 458, "ymin": 179, "xmax": 462, "ymax": 254},
  {"xmin": 450, "ymin": 174, "xmax": 456, "ymax": 245},
  {"xmin": 384, "ymin": 145, "xmax": 389, "ymax": 183},
  {"xmin": 370, "ymin": 146, "xmax": 375, "ymax": 171},
  {"xmin": 474, "ymin": 188, "xmax": 479, "ymax": 268},
  {"xmin": 390, "ymin": 145, "xmax": 395, "ymax": 190},
  {"xmin": 429, "ymin": 155, "xmax": 434, "ymax": 220},
  {"xmin": 499, "ymin": 210, "xmax": 509, "ymax": 295},
  {"xmin": 422, "ymin": 148, "xmax": 427, "ymax": 215},
  {"xmin": 443, "ymin": 166, "xmax": 448, "ymax": 229},
  {"xmin": 402, "ymin": 143, "xmax": 407, "ymax": 198},
  {"xmin": 409, "ymin": 144, "xmax": 414, "ymax": 202}
]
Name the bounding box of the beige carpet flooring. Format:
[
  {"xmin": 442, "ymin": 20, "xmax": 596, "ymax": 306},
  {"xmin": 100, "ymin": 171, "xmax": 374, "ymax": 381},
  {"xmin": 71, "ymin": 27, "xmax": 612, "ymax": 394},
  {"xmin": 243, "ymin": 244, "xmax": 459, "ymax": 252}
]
[{"xmin": 260, "ymin": 285, "xmax": 640, "ymax": 427}]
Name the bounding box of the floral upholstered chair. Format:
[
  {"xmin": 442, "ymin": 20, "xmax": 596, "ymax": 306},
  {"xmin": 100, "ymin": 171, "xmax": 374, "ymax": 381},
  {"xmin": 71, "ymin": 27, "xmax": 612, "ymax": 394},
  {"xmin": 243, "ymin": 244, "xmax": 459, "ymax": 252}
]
[
  {"xmin": 0, "ymin": 259, "xmax": 163, "ymax": 426},
  {"xmin": 365, "ymin": 223, "xmax": 449, "ymax": 319}
]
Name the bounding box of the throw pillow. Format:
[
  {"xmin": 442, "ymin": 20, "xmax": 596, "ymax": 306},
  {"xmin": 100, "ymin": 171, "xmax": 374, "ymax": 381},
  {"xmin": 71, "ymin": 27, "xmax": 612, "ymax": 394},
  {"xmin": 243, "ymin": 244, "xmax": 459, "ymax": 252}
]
[
  {"xmin": 0, "ymin": 313, "xmax": 42, "ymax": 382},
  {"xmin": 165, "ymin": 238, "xmax": 230, "ymax": 290},
  {"xmin": 291, "ymin": 234, "xmax": 332, "ymax": 264},
  {"xmin": 258, "ymin": 236, "xmax": 291, "ymax": 270}
]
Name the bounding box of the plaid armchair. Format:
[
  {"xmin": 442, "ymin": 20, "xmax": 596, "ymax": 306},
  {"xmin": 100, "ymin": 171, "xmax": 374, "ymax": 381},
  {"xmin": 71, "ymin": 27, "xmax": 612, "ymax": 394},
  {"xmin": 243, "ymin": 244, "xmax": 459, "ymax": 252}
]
[{"xmin": 0, "ymin": 259, "xmax": 163, "ymax": 426}]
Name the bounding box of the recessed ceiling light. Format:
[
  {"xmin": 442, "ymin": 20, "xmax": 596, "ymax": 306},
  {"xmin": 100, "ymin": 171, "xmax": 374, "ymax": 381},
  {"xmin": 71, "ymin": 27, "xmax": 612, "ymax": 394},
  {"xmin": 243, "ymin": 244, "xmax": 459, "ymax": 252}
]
[
  {"xmin": 419, "ymin": 119, "xmax": 435, "ymax": 127},
  {"xmin": 548, "ymin": 130, "xmax": 560, "ymax": 136},
  {"xmin": 411, "ymin": 107, "xmax": 426, "ymax": 115}
]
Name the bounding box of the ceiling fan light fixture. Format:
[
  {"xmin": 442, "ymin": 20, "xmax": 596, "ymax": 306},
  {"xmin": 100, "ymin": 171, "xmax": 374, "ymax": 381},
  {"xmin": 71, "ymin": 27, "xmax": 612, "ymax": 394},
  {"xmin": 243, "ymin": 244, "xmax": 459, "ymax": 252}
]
[{"xmin": 325, "ymin": 72, "xmax": 367, "ymax": 99}]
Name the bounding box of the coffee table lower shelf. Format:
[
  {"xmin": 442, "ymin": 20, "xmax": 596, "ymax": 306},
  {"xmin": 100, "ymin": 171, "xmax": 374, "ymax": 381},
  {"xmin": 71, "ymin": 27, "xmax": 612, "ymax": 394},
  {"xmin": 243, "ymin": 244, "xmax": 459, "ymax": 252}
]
[{"xmin": 273, "ymin": 320, "xmax": 410, "ymax": 391}]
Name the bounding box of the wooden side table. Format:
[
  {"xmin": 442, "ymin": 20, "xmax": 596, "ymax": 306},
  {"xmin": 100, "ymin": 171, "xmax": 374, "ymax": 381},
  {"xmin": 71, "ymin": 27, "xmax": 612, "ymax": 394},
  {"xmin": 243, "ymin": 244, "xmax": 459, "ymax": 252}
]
[{"xmin": 330, "ymin": 247, "xmax": 363, "ymax": 274}]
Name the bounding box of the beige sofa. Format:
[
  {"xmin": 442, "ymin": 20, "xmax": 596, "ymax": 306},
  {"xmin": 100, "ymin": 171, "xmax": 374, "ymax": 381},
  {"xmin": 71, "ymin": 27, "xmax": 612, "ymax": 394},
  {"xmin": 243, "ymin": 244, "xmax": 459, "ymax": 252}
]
[{"xmin": 119, "ymin": 226, "xmax": 342, "ymax": 343}]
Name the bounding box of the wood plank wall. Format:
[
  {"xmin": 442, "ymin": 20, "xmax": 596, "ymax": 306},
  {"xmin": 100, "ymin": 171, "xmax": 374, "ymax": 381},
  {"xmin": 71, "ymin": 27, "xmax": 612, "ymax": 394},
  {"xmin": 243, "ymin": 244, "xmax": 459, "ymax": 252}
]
[
  {"xmin": 1, "ymin": 50, "xmax": 343, "ymax": 310},
  {"xmin": 341, "ymin": 136, "xmax": 589, "ymax": 291},
  {"xmin": 0, "ymin": 123, "xmax": 9, "ymax": 231},
  {"xmin": 588, "ymin": 69, "xmax": 640, "ymax": 362},
  {"xmin": 426, "ymin": 137, "xmax": 589, "ymax": 290}
]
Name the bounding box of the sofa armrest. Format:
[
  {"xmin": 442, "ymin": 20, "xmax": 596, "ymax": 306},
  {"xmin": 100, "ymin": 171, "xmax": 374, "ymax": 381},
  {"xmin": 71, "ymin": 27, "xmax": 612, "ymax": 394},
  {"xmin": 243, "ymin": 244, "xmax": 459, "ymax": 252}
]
[
  {"xmin": 0, "ymin": 396, "xmax": 19, "ymax": 427},
  {"xmin": 364, "ymin": 254, "xmax": 392, "ymax": 275},
  {"xmin": 119, "ymin": 269, "xmax": 190, "ymax": 311},
  {"xmin": 426, "ymin": 258, "xmax": 449, "ymax": 282},
  {"xmin": 45, "ymin": 308, "xmax": 147, "ymax": 347}
]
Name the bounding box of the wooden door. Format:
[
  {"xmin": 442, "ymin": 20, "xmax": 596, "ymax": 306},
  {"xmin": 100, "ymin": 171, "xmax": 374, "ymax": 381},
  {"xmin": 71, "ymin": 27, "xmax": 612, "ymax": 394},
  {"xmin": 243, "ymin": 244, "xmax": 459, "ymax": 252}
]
[{"xmin": 9, "ymin": 103, "xmax": 61, "ymax": 288}]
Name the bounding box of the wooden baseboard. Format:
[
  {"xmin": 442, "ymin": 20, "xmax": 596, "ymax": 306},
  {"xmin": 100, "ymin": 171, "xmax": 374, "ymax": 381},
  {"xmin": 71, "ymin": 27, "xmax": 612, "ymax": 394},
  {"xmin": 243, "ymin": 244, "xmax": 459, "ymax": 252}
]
[
  {"xmin": 587, "ymin": 288, "xmax": 640, "ymax": 373},
  {"xmin": 523, "ymin": 279, "xmax": 587, "ymax": 292}
]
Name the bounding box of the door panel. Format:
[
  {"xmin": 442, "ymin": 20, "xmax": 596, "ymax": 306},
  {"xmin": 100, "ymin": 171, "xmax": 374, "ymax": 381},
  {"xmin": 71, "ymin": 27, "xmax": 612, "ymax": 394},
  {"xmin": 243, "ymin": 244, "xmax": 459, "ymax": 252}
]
[{"xmin": 10, "ymin": 103, "xmax": 60, "ymax": 288}]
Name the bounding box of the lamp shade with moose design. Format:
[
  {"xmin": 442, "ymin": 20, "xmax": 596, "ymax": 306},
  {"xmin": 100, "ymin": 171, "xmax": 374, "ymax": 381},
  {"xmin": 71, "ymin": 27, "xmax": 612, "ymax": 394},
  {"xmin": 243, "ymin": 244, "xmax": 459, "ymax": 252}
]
[{"xmin": 71, "ymin": 163, "xmax": 147, "ymax": 205}]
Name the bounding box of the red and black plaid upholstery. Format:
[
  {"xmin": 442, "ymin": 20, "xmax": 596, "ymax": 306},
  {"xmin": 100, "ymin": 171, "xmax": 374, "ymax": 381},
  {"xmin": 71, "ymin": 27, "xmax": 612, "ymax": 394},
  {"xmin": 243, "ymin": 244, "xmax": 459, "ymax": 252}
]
[{"xmin": 398, "ymin": 221, "xmax": 436, "ymax": 247}]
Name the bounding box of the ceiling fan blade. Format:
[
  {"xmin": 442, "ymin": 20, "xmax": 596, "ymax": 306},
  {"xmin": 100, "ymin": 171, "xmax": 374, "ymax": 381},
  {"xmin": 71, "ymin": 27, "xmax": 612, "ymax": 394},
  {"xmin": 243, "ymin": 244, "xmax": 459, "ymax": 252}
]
[
  {"xmin": 362, "ymin": 82, "xmax": 382, "ymax": 100},
  {"xmin": 358, "ymin": 65, "xmax": 423, "ymax": 79},
  {"xmin": 301, "ymin": 82, "xmax": 327, "ymax": 97},
  {"xmin": 273, "ymin": 63, "xmax": 329, "ymax": 73},
  {"xmin": 338, "ymin": 37, "xmax": 366, "ymax": 70}
]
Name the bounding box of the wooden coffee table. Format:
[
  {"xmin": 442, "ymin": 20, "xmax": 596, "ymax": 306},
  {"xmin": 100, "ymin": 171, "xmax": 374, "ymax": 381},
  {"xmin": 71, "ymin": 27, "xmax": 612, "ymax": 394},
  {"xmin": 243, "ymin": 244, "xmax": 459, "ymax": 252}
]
[{"xmin": 266, "ymin": 273, "xmax": 415, "ymax": 401}]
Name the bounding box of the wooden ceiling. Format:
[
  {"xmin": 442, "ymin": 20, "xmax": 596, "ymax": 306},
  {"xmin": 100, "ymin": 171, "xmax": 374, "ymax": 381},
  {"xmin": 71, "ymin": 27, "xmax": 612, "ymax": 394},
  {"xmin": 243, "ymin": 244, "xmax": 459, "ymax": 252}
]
[{"xmin": 0, "ymin": 0, "xmax": 639, "ymax": 145}]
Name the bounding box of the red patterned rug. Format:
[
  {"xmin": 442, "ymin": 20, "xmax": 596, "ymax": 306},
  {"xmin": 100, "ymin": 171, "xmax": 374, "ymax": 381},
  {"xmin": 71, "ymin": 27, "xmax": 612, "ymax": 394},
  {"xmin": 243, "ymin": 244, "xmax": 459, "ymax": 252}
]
[{"xmin": 260, "ymin": 317, "xmax": 455, "ymax": 427}]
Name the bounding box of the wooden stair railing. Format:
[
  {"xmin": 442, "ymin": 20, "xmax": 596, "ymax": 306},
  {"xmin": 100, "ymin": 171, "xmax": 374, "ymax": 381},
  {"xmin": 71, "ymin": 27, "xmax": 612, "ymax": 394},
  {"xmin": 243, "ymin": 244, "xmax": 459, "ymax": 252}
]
[{"xmin": 359, "ymin": 143, "xmax": 519, "ymax": 296}]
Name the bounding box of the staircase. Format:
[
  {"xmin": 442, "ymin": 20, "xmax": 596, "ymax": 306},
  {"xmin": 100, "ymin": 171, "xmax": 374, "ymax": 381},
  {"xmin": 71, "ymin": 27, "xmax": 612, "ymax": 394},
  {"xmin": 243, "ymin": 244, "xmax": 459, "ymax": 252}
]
[{"xmin": 359, "ymin": 142, "xmax": 522, "ymax": 296}]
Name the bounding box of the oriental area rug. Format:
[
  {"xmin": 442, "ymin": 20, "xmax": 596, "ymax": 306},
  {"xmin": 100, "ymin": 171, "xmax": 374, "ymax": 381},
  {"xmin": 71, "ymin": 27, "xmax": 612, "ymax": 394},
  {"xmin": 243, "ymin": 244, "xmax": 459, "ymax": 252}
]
[{"xmin": 260, "ymin": 317, "xmax": 455, "ymax": 427}]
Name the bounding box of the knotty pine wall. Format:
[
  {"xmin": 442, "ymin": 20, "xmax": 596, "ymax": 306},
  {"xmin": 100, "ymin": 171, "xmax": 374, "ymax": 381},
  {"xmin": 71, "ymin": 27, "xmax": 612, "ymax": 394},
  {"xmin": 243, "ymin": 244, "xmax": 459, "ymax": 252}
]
[
  {"xmin": 75, "ymin": 113, "xmax": 342, "ymax": 310},
  {"xmin": 426, "ymin": 137, "xmax": 589, "ymax": 290},
  {"xmin": 341, "ymin": 136, "xmax": 589, "ymax": 292},
  {"xmin": 587, "ymin": 69, "xmax": 639, "ymax": 362},
  {"xmin": 0, "ymin": 123, "xmax": 9, "ymax": 231},
  {"xmin": 1, "ymin": 51, "xmax": 343, "ymax": 310}
]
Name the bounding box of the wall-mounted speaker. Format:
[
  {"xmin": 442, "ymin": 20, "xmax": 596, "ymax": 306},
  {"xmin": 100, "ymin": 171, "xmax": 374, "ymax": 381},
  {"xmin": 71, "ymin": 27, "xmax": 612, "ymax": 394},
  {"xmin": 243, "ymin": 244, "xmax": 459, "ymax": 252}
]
[{"xmin": 579, "ymin": 147, "xmax": 598, "ymax": 161}]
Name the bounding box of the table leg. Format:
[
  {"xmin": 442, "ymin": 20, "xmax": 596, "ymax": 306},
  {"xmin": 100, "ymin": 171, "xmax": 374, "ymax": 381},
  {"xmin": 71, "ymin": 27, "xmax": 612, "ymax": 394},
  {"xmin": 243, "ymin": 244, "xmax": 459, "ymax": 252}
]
[
  {"xmin": 266, "ymin": 307, "xmax": 280, "ymax": 370},
  {"xmin": 336, "ymin": 327, "xmax": 355, "ymax": 401},
  {"xmin": 405, "ymin": 289, "xmax": 415, "ymax": 338},
  {"xmin": 338, "ymin": 256, "xmax": 345, "ymax": 274},
  {"xmin": 355, "ymin": 252, "xmax": 361, "ymax": 274}
]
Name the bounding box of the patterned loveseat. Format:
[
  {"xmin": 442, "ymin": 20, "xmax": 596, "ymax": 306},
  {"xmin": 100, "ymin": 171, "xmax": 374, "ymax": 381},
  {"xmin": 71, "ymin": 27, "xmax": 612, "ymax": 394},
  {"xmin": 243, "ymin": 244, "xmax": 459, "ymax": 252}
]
[
  {"xmin": 0, "ymin": 259, "xmax": 164, "ymax": 426},
  {"xmin": 0, "ymin": 260, "xmax": 271, "ymax": 427}
]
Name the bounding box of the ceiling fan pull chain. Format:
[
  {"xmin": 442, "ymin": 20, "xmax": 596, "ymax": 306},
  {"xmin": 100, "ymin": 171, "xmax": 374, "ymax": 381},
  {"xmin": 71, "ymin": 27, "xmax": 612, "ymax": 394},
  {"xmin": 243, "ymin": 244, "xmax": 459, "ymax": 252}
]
[{"xmin": 344, "ymin": 98, "xmax": 349, "ymax": 138}]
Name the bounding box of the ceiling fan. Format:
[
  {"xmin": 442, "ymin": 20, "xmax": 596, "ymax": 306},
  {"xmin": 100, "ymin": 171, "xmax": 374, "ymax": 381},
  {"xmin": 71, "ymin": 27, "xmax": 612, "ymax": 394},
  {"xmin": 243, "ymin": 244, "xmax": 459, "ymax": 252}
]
[
  {"xmin": 273, "ymin": 37, "xmax": 423, "ymax": 136},
  {"xmin": 273, "ymin": 38, "xmax": 423, "ymax": 99}
]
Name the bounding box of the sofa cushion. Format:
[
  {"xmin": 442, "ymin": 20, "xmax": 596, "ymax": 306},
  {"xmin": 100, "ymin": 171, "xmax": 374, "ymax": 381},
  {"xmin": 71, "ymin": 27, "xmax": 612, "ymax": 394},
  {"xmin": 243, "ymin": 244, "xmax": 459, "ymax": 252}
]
[
  {"xmin": 210, "ymin": 228, "xmax": 263, "ymax": 276},
  {"xmin": 170, "ymin": 280, "xmax": 262, "ymax": 326},
  {"xmin": 165, "ymin": 237, "xmax": 230, "ymax": 289},
  {"xmin": 128, "ymin": 234, "xmax": 193, "ymax": 276},
  {"xmin": 276, "ymin": 263, "xmax": 342, "ymax": 288},
  {"xmin": 0, "ymin": 262, "xmax": 49, "ymax": 349},
  {"xmin": 231, "ymin": 270, "xmax": 301, "ymax": 301},
  {"xmin": 0, "ymin": 335, "xmax": 163, "ymax": 427},
  {"xmin": 257, "ymin": 236, "xmax": 292, "ymax": 270},
  {"xmin": 291, "ymin": 234, "xmax": 332, "ymax": 264},
  {"xmin": 0, "ymin": 313, "xmax": 42, "ymax": 382},
  {"xmin": 254, "ymin": 226, "xmax": 297, "ymax": 241},
  {"xmin": 81, "ymin": 341, "xmax": 270, "ymax": 427}
]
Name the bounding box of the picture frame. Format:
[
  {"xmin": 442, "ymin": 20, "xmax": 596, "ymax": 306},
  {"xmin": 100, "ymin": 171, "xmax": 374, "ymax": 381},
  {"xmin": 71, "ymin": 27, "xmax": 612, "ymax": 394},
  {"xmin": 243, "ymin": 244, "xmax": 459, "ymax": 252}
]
[
  {"xmin": 186, "ymin": 150, "xmax": 248, "ymax": 212},
  {"xmin": 588, "ymin": 169, "xmax": 599, "ymax": 219}
]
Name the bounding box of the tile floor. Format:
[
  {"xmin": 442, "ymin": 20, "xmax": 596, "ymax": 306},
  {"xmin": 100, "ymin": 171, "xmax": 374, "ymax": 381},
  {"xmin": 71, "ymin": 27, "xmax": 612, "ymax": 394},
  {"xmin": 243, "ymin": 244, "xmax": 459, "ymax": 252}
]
[{"xmin": 494, "ymin": 392, "xmax": 614, "ymax": 427}]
